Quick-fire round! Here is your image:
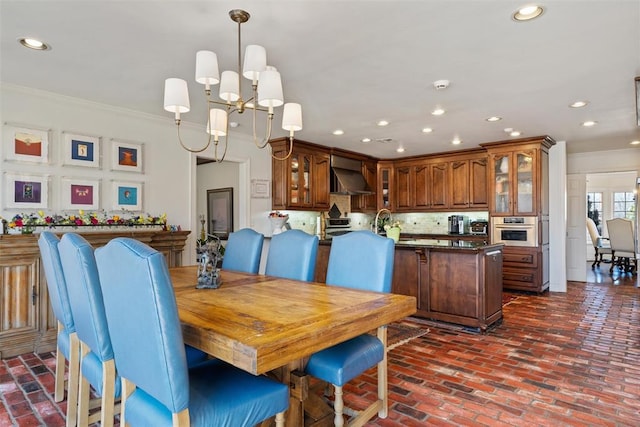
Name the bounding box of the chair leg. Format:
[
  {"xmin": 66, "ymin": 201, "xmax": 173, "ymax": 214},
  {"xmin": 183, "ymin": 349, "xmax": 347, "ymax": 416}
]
[
  {"xmin": 54, "ymin": 348, "xmax": 65, "ymax": 402},
  {"xmin": 333, "ymin": 385, "xmax": 344, "ymax": 427},
  {"xmin": 120, "ymin": 377, "xmax": 136, "ymax": 427},
  {"xmin": 377, "ymin": 326, "xmax": 388, "ymax": 419},
  {"xmin": 77, "ymin": 343, "xmax": 91, "ymax": 427},
  {"xmin": 274, "ymin": 412, "xmax": 285, "ymax": 427},
  {"xmin": 65, "ymin": 333, "xmax": 80, "ymax": 427},
  {"xmin": 592, "ymin": 248, "xmax": 599, "ymax": 268},
  {"xmin": 100, "ymin": 359, "xmax": 116, "ymax": 427}
]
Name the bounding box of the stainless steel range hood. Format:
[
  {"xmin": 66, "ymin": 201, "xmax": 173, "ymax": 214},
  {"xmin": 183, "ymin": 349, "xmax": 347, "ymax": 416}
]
[{"xmin": 330, "ymin": 155, "xmax": 375, "ymax": 195}]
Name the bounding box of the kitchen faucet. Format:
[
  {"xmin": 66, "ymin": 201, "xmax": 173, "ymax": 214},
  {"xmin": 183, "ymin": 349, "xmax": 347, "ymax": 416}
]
[{"xmin": 374, "ymin": 208, "xmax": 392, "ymax": 235}]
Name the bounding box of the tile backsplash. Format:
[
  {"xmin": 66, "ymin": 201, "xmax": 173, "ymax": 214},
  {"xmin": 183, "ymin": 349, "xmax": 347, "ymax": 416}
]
[{"xmin": 282, "ymin": 208, "xmax": 489, "ymax": 236}]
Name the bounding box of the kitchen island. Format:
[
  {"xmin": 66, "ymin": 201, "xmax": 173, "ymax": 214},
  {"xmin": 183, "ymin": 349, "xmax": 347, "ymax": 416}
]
[{"xmin": 315, "ymin": 237, "xmax": 503, "ymax": 332}]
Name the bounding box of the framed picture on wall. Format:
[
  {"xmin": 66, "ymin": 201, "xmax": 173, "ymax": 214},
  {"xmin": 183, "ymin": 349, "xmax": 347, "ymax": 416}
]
[
  {"xmin": 61, "ymin": 177, "xmax": 100, "ymax": 210},
  {"xmin": 112, "ymin": 180, "xmax": 143, "ymax": 211},
  {"xmin": 111, "ymin": 140, "xmax": 143, "ymax": 173},
  {"xmin": 207, "ymin": 187, "xmax": 233, "ymax": 239},
  {"xmin": 2, "ymin": 123, "xmax": 50, "ymax": 164},
  {"xmin": 3, "ymin": 172, "xmax": 49, "ymax": 209},
  {"xmin": 62, "ymin": 132, "xmax": 101, "ymax": 168}
]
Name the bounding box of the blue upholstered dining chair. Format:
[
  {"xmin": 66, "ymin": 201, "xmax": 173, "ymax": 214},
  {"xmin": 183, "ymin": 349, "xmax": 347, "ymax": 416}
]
[
  {"xmin": 265, "ymin": 229, "xmax": 319, "ymax": 281},
  {"xmin": 305, "ymin": 230, "xmax": 395, "ymax": 426},
  {"xmin": 58, "ymin": 233, "xmax": 121, "ymax": 427},
  {"xmin": 37, "ymin": 232, "xmax": 80, "ymax": 427},
  {"xmin": 222, "ymin": 228, "xmax": 264, "ymax": 274},
  {"xmin": 94, "ymin": 237, "xmax": 289, "ymax": 426}
]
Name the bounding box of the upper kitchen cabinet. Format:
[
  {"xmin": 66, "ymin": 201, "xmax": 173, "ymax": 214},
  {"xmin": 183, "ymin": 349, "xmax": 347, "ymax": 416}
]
[
  {"xmin": 270, "ymin": 138, "xmax": 330, "ymax": 210},
  {"xmin": 377, "ymin": 161, "xmax": 394, "ymax": 211},
  {"xmin": 392, "ymin": 151, "xmax": 487, "ymax": 212},
  {"xmin": 482, "ymin": 136, "xmax": 555, "ymax": 217},
  {"xmin": 351, "ymin": 159, "xmax": 378, "ymax": 213},
  {"xmin": 450, "ymin": 151, "xmax": 489, "ymax": 210}
]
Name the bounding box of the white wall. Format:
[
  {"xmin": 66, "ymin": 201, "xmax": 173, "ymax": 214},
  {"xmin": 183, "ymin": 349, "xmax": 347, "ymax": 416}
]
[{"xmin": 0, "ymin": 83, "xmax": 275, "ymax": 263}]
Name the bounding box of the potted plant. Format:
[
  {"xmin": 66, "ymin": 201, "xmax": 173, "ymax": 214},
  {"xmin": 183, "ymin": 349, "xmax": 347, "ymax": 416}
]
[{"xmin": 384, "ymin": 220, "xmax": 402, "ymax": 242}]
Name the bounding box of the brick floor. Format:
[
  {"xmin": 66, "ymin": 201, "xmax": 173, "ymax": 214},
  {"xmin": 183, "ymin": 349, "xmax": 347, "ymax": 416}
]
[{"xmin": 1, "ymin": 268, "xmax": 638, "ymax": 426}]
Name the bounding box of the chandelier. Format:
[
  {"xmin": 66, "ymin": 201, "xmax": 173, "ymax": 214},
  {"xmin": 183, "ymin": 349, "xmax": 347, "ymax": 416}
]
[{"xmin": 163, "ymin": 9, "xmax": 302, "ymax": 162}]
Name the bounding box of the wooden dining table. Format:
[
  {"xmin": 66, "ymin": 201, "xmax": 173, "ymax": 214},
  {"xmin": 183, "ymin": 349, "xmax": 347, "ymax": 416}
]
[{"xmin": 169, "ymin": 266, "xmax": 416, "ymax": 426}]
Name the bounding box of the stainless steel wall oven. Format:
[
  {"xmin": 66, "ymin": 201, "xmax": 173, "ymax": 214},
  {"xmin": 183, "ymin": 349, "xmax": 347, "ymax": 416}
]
[{"xmin": 491, "ymin": 216, "xmax": 538, "ymax": 247}]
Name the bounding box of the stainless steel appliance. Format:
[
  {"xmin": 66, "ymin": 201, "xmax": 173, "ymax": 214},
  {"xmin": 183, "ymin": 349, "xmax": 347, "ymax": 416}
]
[
  {"xmin": 325, "ymin": 203, "xmax": 352, "ymax": 239},
  {"xmin": 470, "ymin": 220, "xmax": 488, "ymax": 235},
  {"xmin": 448, "ymin": 215, "xmax": 466, "ymax": 234},
  {"xmin": 491, "ymin": 216, "xmax": 538, "ymax": 247}
]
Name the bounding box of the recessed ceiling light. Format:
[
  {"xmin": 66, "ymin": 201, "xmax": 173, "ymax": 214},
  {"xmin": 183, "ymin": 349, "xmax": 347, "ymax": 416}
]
[
  {"xmin": 513, "ymin": 5, "xmax": 544, "ymax": 21},
  {"xmin": 229, "ymin": 121, "xmax": 239, "ymax": 128},
  {"xmin": 422, "ymin": 127, "xmax": 433, "ymax": 133},
  {"xmin": 451, "ymin": 137, "xmax": 462, "ymax": 145},
  {"xmin": 569, "ymin": 101, "xmax": 589, "ymax": 108},
  {"xmin": 377, "ymin": 120, "xmax": 389, "ymax": 127},
  {"xmin": 486, "ymin": 116, "xmax": 502, "ymax": 122},
  {"xmin": 332, "ymin": 129, "xmax": 344, "ymax": 136},
  {"xmin": 431, "ymin": 108, "xmax": 445, "ymax": 116},
  {"xmin": 18, "ymin": 37, "xmax": 51, "ymax": 50},
  {"xmin": 510, "ymin": 131, "xmax": 522, "ymax": 137},
  {"xmin": 503, "ymin": 127, "xmax": 513, "ymax": 133},
  {"xmin": 582, "ymin": 120, "xmax": 597, "ymax": 127},
  {"xmin": 361, "ymin": 137, "xmax": 371, "ymax": 143},
  {"xmin": 630, "ymin": 140, "xmax": 640, "ymax": 145},
  {"xmin": 396, "ymin": 147, "xmax": 405, "ymax": 153}
]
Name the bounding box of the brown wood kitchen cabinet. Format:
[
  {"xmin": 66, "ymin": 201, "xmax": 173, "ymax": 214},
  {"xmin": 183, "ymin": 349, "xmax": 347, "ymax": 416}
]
[
  {"xmin": 450, "ymin": 151, "xmax": 489, "ymax": 209},
  {"xmin": 377, "ymin": 161, "xmax": 393, "ymax": 210},
  {"xmin": 392, "ymin": 152, "xmax": 487, "ymax": 212},
  {"xmin": 393, "ymin": 159, "xmax": 449, "ymax": 212},
  {"xmin": 270, "ymin": 138, "xmax": 330, "ymax": 211},
  {"xmin": 482, "ymin": 136, "xmax": 554, "ymax": 217},
  {"xmin": 0, "ymin": 230, "xmax": 190, "ymax": 358},
  {"xmin": 392, "ymin": 243, "xmax": 503, "ymax": 332}
]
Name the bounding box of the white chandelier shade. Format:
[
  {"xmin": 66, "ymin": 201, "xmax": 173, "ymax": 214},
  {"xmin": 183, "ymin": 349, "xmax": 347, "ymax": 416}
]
[
  {"xmin": 219, "ymin": 71, "xmax": 240, "ymax": 102},
  {"xmin": 258, "ymin": 66, "xmax": 284, "ymax": 108},
  {"xmin": 242, "ymin": 45, "xmax": 267, "ymax": 82},
  {"xmin": 195, "ymin": 50, "xmax": 220, "ymax": 87},
  {"xmin": 282, "ymin": 103, "xmax": 303, "ymax": 132},
  {"xmin": 163, "ymin": 78, "xmax": 190, "ymax": 114},
  {"xmin": 206, "ymin": 108, "xmax": 228, "ymax": 137}
]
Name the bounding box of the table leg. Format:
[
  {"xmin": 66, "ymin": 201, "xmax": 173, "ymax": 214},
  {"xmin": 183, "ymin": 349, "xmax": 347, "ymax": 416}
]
[{"xmin": 282, "ymin": 360, "xmax": 307, "ymax": 426}]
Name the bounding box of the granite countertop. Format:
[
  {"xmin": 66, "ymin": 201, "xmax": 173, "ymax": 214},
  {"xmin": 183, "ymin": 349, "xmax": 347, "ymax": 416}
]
[{"xmin": 394, "ymin": 239, "xmax": 502, "ymax": 250}]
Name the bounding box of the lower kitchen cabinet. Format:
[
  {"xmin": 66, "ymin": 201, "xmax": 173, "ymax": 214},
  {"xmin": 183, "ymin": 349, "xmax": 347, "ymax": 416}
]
[
  {"xmin": 393, "ymin": 244, "xmax": 503, "ymax": 332},
  {"xmin": 501, "ymin": 246, "xmax": 548, "ymax": 293}
]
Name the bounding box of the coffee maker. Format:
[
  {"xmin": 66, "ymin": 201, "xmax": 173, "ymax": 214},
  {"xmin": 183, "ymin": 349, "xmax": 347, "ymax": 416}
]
[{"xmin": 448, "ymin": 215, "xmax": 466, "ymax": 234}]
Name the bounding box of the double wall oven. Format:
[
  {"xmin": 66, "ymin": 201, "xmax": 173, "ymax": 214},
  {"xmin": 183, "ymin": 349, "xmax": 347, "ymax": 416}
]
[{"xmin": 491, "ymin": 216, "xmax": 538, "ymax": 247}]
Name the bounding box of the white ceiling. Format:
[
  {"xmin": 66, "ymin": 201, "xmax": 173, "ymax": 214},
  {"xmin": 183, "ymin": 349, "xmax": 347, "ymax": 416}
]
[{"xmin": 2, "ymin": 1, "xmax": 639, "ymax": 159}]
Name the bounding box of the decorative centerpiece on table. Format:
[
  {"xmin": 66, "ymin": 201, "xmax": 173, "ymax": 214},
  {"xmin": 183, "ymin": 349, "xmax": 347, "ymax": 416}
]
[
  {"xmin": 268, "ymin": 211, "xmax": 289, "ymax": 235},
  {"xmin": 196, "ymin": 233, "xmax": 224, "ymax": 289},
  {"xmin": 384, "ymin": 220, "xmax": 402, "ymax": 243}
]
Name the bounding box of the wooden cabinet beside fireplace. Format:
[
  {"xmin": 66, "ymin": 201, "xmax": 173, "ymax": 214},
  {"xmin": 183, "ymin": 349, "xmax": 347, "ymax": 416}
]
[{"xmin": 0, "ymin": 230, "xmax": 189, "ymax": 359}]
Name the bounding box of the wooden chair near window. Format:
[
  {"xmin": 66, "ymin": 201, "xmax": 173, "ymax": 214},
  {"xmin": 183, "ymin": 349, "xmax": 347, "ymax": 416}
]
[
  {"xmin": 586, "ymin": 217, "xmax": 612, "ymax": 268},
  {"xmin": 606, "ymin": 218, "xmax": 638, "ymax": 274}
]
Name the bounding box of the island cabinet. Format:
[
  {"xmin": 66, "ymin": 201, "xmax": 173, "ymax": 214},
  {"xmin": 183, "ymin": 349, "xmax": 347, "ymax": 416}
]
[
  {"xmin": 0, "ymin": 230, "xmax": 190, "ymax": 359},
  {"xmin": 270, "ymin": 138, "xmax": 330, "ymax": 211},
  {"xmin": 392, "ymin": 243, "xmax": 503, "ymax": 332}
]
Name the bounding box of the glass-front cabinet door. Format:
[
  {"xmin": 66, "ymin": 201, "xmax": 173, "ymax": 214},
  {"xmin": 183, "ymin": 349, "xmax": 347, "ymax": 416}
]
[
  {"xmin": 515, "ymin": 150, "xmax": 535, "ymax": 215},
  {"xmin": 289, "ymin": 151, "xmax": 312, "ymax": 207},
  {"xmin": 490, "ymin": 149, "xmax": 537, "ymax": 216},
  {"xmin": 493, "ymin": 153, "xmax": 512, "ymax": 214}
]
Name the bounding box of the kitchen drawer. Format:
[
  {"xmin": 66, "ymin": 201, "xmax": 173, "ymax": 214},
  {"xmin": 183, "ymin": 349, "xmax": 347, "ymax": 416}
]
[
  {"xmin": 503, "ymin": 267, "xmax": 543, "ymax": 292},
  {"xmin": 502, "ymin": 247, "xmax": 538, "ymax": 268}
]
